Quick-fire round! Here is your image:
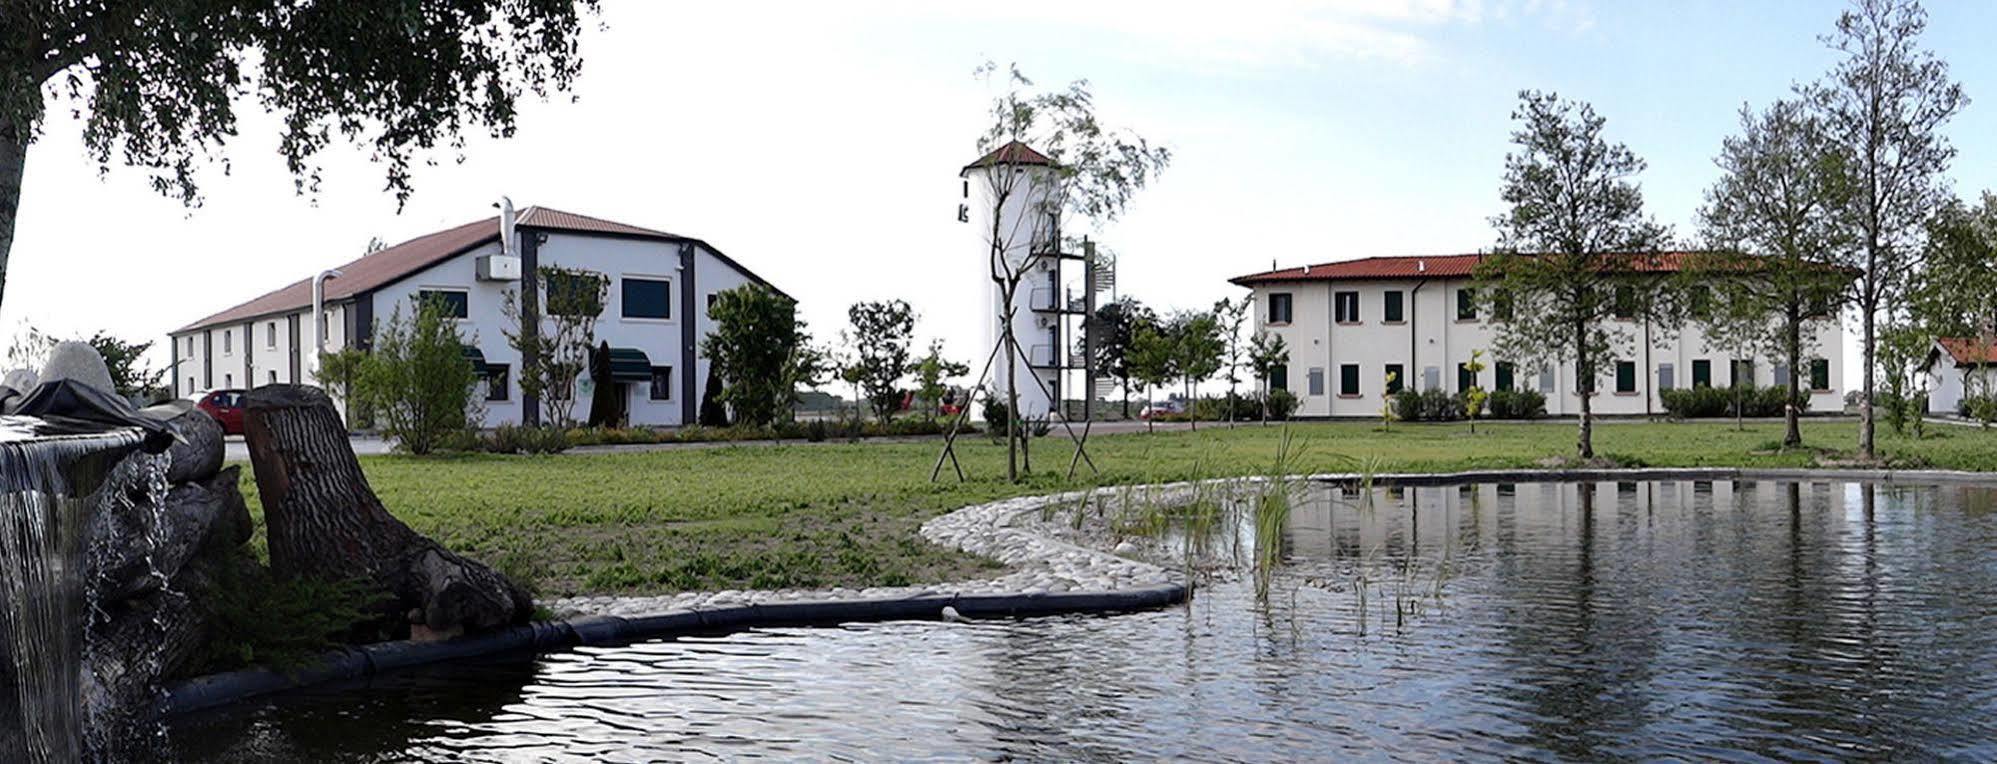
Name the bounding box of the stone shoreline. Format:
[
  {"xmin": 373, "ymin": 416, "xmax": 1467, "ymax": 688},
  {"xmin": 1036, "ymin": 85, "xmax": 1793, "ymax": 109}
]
[{"xmin": 548, "ymin": 489, "xmax": 1183, "ymax": 618}]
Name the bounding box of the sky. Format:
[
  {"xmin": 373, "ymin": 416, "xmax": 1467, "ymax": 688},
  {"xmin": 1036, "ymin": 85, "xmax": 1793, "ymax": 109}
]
[{"xmin": 13, "ymin": 0, "xmax": 1997, "ymax": 391}]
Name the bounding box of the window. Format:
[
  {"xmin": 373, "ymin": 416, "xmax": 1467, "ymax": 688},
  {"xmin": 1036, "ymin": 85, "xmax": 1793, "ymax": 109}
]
[
  {"xmin": 1458, "ymin": 363, "xmax": 1476, "ymax": 392},
  {"xmin": 546, "ymin": 271, "xmax": 605, "ymax": 318},
  {"xmin": 267, "ymin": 370, "xmax": 277, "ymax": 385},
  {"xmin": 1689, "ymin": 285, "xmax": 1713, "ymax": 319},
  {"xmin": 622, "ymin": 277, "xmax": 673, "ymax": 320},
  {"xmin": 1456, "ymin": 288, "xmax": 1477, "ymax": 321},
  {"xmin": 1809, "ymin": 359, "xmax": 1831, "ymax": 391},
  {"xmin": 185, "ymin": 337, "xmax": 194, "ymax": 354},
  {"xmin": 187, "ymin": 377, "xmax": 195, "ymax": 394},
  {"xmin": 1612, "ymin": 285, "xmax": 1636, "ymax": 319},
  {"xmin": 223, "ymin": 330, "xmax": 232, "ymax": 354},
  {"xmin": 267, "ymin": 321, "xmax": 277, "ymax": 348},
  {"xmin": 1423, "ymin": 366, "xmax": 1441, "ymax": 392},
  {"xmin": 1385, "ymin": 363, "xmax": 1405, "ymax": 394},
  {"xmin": 485, "ymin": 364, "xmax": 511, "ymax": 402},
  {"xmin": 1773, "ymin": 364, "xmax": 1791, "ymax": 387},
  {"xmin": 1495, "ymin": 362, "xmax": 1516, "ymax": 393},
  {"xmin": 1269, "ymin": 364, "xmax": 1288, "ymax": 392},
  {"xmin": 1732, "ymin": 359, "xmax": 1755, "ymax": 388},
  {"xmin": 1659, "ymin": 363, "xmax": 1675, "ymax": 391},
  {"xmin": 224, "ymin": 373, "xmax": 233, "ymax": 388},
  {"xmin": 1384, "ymin": 291, "xmax": 1404, "ymax": 323},
  {"xmin": 1334, "ymin": 291, "xmax": 1360, "ymax": 324},
  {"xmin": 1339, "ymin": 364, "xmax": 1360, "ymax": 396},
  {"xmin": 707, "ymin": 293, "xmax": 719, "ymax": 315},
  {"xmin": 418, "ymin": 289, "xmax": 470, "ymax": 319},
  {"xmin": 1538, "ymin": 366, "xmax": 1556, "ymax": 393},
  {"xmin": 1268, "ymin": 293, "xmax": 1294, "ymax": 324},
  {"xmin": 650, "ymin": 366, "xmax": 674, "ymax": 400},
  {"xmin": 1615, "ymin": 361, "xmax": 1637, "ymax": 394},
  {"xmin": 1692, "ymin": 359, "xmax": 1713, "ymax": 388},
  {"xmin": 1308, "ymin": 367, "xmax": 1325, "ymax": 396},
  {"xmin": 1493, "ymin": 290, "xmax": 1515, "ymax": 321}
]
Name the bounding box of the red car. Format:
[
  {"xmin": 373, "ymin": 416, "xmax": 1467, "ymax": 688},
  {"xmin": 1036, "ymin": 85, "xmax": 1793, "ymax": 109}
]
[{"xmin": 196, "ymin": 389, "xmax": 247, "ymax": 435}]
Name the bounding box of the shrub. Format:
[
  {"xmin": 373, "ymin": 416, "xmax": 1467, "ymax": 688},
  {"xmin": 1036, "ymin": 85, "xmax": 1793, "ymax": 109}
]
[
  {"xmin": 1265, "ymin": 389, "xmax": 1299, "ymax": 420},
  {"xmin": 184, "ymin": 552, "xmax": 384, "ymax": 676},
  {"xmin": 1661, "ymin": 384, "xmax": 1810, "ymax": 419},
  {"xmin": 1961, "ymin": 395, "xmax": 1997, "ymax": 424},
  {"xmin": 357, "ymin": 297, "xmax": 478, "ymax": 454},
  {"xmin": 1487, "ymin": 389, "xmax": 1547, "ymax": 419}
]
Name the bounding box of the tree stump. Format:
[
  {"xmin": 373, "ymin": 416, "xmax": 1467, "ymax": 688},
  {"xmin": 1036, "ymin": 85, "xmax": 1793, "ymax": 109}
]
[{"xmin": 242, "ymin": 384, "xmax": 530, "ymax": 637}]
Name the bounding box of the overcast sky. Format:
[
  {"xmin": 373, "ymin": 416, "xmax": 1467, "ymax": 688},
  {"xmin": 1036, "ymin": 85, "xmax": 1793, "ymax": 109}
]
[{"xmin": 13, "ymin": 0, "xmax": 1997, "ymax": 390}]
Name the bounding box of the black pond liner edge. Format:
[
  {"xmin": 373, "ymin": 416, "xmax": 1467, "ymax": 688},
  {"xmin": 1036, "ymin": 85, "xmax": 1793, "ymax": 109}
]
[
  {"xmin": 157, "ymin": 584, "xmax": 1190, "ymax": 717},
  {"xmin": 156, "ymin": 465, "xmax": 1997, "ymax": 719}
]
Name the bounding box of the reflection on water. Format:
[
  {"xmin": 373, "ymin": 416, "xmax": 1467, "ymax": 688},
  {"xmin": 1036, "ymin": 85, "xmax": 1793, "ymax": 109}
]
[{"xmin": 173, "ymin": 480, "xmax": 1997, "ymax": 761}]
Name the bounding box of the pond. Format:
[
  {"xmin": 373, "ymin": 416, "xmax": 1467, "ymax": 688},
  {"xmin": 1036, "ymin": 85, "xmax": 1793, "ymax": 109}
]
[{"xmin": 171, "ymin": 479, "xmax": 1997, "ymax": 761}]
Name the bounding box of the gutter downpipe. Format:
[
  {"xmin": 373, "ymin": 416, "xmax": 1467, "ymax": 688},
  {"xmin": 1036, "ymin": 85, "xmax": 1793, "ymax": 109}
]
[
  {"xmin": 1409, "ymin": 277, "xmax": 1427, "ymax": 393},
  {"xmin": 308, "ymin": 268, "xmax": 343, "ymax": 379}
]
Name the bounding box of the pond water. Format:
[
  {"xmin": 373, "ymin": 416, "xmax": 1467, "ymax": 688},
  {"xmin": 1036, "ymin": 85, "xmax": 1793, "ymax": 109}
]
[{"xmin": 172, "ymin": 480, "xmax": 1997, "ymax": 761}]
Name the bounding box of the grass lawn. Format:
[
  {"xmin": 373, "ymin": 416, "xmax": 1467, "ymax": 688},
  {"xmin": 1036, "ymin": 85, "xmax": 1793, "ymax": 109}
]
[{"xmin": 232, "ymin": 420, "xmax": 1997, "ymax": 598}]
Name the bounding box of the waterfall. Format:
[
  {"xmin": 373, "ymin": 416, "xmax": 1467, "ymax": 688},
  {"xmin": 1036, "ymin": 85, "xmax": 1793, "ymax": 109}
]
[{"xmin": 0, "ymin": 417, "xmax": 146, "ymax": 763}]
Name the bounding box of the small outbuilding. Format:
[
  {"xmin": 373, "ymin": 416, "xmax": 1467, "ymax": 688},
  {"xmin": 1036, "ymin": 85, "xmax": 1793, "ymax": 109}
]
[{"xmin": 1923, "ymin": 337, "xmax": 1997, "ymax": 416}]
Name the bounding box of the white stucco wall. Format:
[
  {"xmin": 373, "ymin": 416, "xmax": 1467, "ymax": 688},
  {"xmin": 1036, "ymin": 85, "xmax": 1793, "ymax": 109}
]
[{"xmin": 964, "ymin": 163, "xmax": 1060, "ymax": 418}]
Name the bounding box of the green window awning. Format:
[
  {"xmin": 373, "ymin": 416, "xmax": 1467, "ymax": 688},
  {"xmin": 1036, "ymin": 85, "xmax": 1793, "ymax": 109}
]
[
  {"xmin": 461, "ymin": 345, "xmax": 488, "ymax": 374},
  {"xmin": 606, "ymin": 347, "xmax": 653, "ymax": 382}
]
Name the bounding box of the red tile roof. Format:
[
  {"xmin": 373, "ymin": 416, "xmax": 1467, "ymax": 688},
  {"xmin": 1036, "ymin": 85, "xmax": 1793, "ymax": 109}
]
[
  {"xmin": 175, "ymin": 206, "xmax": 690, "ymax": 333},
  {"xmin": 1936, "ymin": 337, "xmax": 1997, "ymax": 366},
  {"xmin": 1230, "ymin": 252, "xmax": 1697, "ymax": 286},
  {"xmin": 962, "ymin": 140, "xmax": 1054, "ymax": 173}
]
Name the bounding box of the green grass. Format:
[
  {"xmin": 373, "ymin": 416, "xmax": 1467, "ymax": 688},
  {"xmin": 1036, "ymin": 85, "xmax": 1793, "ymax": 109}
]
[{"xmin": 233, "ymin": 420, "xmax": 1997, "ymax": 598}]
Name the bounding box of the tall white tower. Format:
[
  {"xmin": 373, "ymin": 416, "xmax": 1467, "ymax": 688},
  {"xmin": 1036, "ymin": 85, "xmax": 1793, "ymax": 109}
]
[{"xmin": 960, "ymin": 141, "xmax": 1064, "ymax": 419}]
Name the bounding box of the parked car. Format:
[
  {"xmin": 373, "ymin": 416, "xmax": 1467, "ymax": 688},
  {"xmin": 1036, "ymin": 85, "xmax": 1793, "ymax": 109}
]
[{"xmin": 196, "ymin": 389, "xmax": 247, "ymax": 435}]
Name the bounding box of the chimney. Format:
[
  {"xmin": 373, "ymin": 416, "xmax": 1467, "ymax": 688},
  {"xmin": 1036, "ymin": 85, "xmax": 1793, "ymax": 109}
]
[{"xmin": 1418, "ymin": 260, "xmax": 1427, "ymax": 273}]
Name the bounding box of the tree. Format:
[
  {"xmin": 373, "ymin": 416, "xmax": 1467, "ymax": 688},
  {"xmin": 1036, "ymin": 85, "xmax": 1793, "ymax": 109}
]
[
  {"xmin": 1127, "ymin": 325, "xmax": 1177, "ymax": 434},
  {"xmin": 1475, "ymin": 90, "xmax": 1673, "ymax": 459},
  {"xmin": 1380, "ymin": 369, "xmax": 1401, "ymax": 431},
  {"xmin": 1913, "ymin": 195, "xmax": 1997, "ymax": 425},
  {"xmin": 968, "ymin": 63, "xmax": 1170, "ymax": 479},
  {"xmin": 845, "ymin": 300, "xmax": 917, "ymax": 423},
  {"xmin": 1692, "ymin": 99, "xmax": 1853, "ymax": 446},
  {"xmin": 913, "ymin": 340, "xmax": 969, "ymax": 422},
  {"xmin": 1213, "ymin": 296, "xmax": 1251, "ymax": 426},
  {"xmin": 356, "ymin": 295, "xmax": 478, "ymax": 455},
  {"xmin": 314, "ymin": 347, "xmax": 370, "ymax": 429},
  {"xmin": 503, "ymin": 265, "xmax": 605, "ymax": 429},
  {"xmin": 0, "ymin": 1, "xmax": 599, "ymax": 313},
  {"xmin": 1804, "ymin": 0, "xmax": 1967, "ymax": 458},
  {"xmin": 1247, "ymin": 331, "xmax": 1290, "ymax": 423},
  {"xmin": 1877, "ymin": 320, "xmax": 1932, "ymax": 437},
  {"xmin": 1092, "ymin": 297, "xmax": 1153, "ymax": 418},
  {"xmin": 703, "ymin": 284, "xmax": 808, "ymax": 427},
  {"xmin": 1462, "ymin": 349, "xmax": 1489, "ymax": 433},
  {"xmin": 1167, "ymin": 310, "xmax": 1224, "ymax": 430}
]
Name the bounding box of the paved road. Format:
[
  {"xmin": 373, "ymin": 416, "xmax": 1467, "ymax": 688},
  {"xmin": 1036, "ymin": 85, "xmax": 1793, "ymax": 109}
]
[{"xmin": 224, "ymin": 434, "xmax": 394, "ymax": 461}]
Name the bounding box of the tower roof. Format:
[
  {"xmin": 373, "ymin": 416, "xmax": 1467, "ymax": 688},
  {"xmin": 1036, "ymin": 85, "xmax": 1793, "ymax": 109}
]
[{"xmin": 961, "ymin": 140, "xmax": 1055, "ymax": 174}]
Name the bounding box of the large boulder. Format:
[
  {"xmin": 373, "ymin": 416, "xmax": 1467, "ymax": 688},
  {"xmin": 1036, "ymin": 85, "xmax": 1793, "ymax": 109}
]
[
  {"xmin": 161, "ymin": 408, "xmax": 225, "ymax": 485},
  {"xmin": 39, "ymin": 341, "xmax": 115, "ymax": 396}
]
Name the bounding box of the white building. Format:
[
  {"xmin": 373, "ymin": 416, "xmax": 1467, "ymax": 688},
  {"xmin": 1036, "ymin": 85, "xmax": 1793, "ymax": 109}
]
[
  {"xmin": 1230, "ymin": 254, "xmax": 1846, "ymax": 418},
  {"xmin": 959, "ymin": 141, "xmax": 1105, "ymax": 420},
  {"xmin": 1923, "ymin": 337, "xmax": 1997, "ymax": 415},
  {"xmin": 168, "ymin": 205, "xmax": 785, "ymax": 428}
]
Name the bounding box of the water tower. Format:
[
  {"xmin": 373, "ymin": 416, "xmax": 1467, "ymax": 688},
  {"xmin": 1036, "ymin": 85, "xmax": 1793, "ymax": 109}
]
[{"xmin": 958, "ymin": 141, "xmax": 1106, "ymax": 420}]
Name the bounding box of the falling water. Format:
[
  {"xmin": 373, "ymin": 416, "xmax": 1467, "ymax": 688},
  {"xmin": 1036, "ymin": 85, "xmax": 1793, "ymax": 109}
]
[{"xmin": 0, "ymin": 416, "xmax": 146, "ymax": 763}]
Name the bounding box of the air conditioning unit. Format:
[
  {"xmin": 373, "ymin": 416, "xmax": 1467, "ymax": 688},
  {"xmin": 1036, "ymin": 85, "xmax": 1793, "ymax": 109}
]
[{"xmin": 476, "ymin": 254, "xmax": 521, "ymax": 281}]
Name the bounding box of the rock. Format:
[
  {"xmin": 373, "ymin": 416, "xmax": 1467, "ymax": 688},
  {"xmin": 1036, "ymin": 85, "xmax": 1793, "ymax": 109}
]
[
  {"xmin": 38, "ymin": 340, "xmax": 115, "ymax": 396},
  {"xmin": 91, "ymin": 465, "xmax": 252, "ymax": 602},
  {"xmin": 1, "ymin": 367, "xmax": 36, "ymax": 393},
  {"xmin": 161, "ymin": 408, "xmax": 225, "ymax": 484}
]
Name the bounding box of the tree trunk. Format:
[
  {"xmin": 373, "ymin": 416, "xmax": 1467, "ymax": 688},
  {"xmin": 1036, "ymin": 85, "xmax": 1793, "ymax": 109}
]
[
  {"xmin": 1784, "ymin": 317, "xmax": 1803, "ymax": 448},
  {"xmin": 0, "ymin": 115, "xmax": 27, "ymax": 314},
  {"xmin": 243, "ymin": 384, "xmax": 530, "ymax": 637},
  {"xmin": 1859, "ymin": 298, "xmax": 1875, "ymax": 457},
  {"xmin": 1575, "ymin": 331, "xmax": 1594, "ymax": 459},
  {"xmin": 1185, "ymin": 380, "xmax": 1196, "ymax": 431}
]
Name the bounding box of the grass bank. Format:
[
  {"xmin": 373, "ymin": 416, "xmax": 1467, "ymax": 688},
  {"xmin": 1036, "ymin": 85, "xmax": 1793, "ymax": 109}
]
[{"xmin": 234, "ymin": 420, "xmax": 1997, "ymax": 597}]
